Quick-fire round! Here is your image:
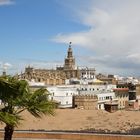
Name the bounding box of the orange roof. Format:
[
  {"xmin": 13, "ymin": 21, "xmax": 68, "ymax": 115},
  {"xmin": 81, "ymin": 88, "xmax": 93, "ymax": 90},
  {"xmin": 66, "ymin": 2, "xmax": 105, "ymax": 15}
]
[{"xmin": 113, "ymin": 88, "xmax": 129, "ymax": 91}]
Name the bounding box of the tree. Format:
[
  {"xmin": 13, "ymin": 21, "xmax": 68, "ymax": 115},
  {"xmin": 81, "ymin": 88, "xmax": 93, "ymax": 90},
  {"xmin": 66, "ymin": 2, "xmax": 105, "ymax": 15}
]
[{"xmin": 0, "ymin": 76, "xmax": 56, "ymax": 140}]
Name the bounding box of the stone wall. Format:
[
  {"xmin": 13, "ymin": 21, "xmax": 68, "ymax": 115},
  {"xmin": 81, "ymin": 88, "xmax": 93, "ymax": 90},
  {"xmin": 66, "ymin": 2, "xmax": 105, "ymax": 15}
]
[{"xmin": 73, "ymin": 95, "xmax": 98, "ymax": 109}]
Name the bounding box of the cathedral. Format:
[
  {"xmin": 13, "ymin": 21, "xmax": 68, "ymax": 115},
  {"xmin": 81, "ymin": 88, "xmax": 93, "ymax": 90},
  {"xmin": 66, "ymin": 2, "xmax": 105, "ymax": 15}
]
[{"xmin": 20, "ymin": 43, "xmax": 81, "ymax": 85}]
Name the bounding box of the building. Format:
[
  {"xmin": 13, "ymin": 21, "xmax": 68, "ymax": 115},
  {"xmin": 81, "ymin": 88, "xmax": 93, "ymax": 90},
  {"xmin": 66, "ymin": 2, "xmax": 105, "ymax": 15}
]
[
  {"xmin": 73, "ymin": 83, "xmax": 117, "ymax": 110},
  {"xmin": 73, "ymin": 95, "xmax": 98, "ymax": 110},
  {"xmin": 19, "ymin": 42, "xmax": 80, "ymax": 85},
  {"xmin": 47, "ymin": 85, "xmax": 78, "ymax": 108},
  {"xmin": 104, "ymin": 102, "xmax": 118, "ymax": 113},
  {"xmin": 113, "ymin": 88, "xmax": 129, "ymax": 109},
  {"xmin": 136, "ymin": 84, "xmax": 140, "ymax": 96},
  {"xmin": 97, "ymin": 91, "xmax": 117, "ymax": 109},
  {"xmin": 21, "ymin": 67, "xmax": 66, "ymax": 85},
  {"xmin": 127, "ymin": 83, "xmax": 139, "ymax": 110},
  {"xmin": 29, "ymin": 82, "xmax": 78, "ymax": 108},
  {"xmin": 56, "ymin": 42, "xmax": 80, "ymax": 79},
  {"xmin": 80, "ymin": 67, "xmax": 96, "ymax": 79},
  {"xmin": 96, "ymin": 74, "xmax": 117, "ymax": 85},
  {"xmin": 114, "ymin": 83, "xmax": 139, "ymax": 110}
]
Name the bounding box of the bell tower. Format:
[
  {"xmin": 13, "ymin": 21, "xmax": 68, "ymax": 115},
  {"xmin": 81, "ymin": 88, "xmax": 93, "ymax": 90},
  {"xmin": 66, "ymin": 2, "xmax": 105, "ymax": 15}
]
[{"xmin": 64, "ymin": 42, "xmax": 75, "ymax": 70}]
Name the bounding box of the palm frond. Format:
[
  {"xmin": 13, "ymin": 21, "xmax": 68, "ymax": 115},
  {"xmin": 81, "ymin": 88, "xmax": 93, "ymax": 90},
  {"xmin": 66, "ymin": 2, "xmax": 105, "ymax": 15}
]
[
  {"xmin": 0, "ymin": 111, "xmax": 22, "ymax": 126},
  {"xmin": 26, "ymin": 88, "xmax": 55, "ymax": 118},
  {"xmin": 0, "ymin": 75, "xmax": 56, "ymax": 128}
]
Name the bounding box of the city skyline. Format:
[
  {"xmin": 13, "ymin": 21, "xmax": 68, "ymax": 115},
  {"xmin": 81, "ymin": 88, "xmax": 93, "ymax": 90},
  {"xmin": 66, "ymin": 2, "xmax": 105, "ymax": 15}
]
[{"xmin": 0, "ymin": 0, "xmax": 140, "ymax": 76}]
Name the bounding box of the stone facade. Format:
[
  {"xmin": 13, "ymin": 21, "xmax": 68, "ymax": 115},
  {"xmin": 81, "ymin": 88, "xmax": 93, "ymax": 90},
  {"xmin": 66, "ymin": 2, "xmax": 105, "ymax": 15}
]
[
  {"xmin": 73, "ymin": 95, "xmax": 98, "ymax": 110},
  {"xmin": 136, "ymin": 84, "xmax": 140, "ymax": 96},
  {"xmin": 19, "ymin": 43, "xmax": 80, "ymax": 85},
  {"xmin": 114, "ymin": 88, "xmax": 129, "ymax": 109},
  {"xmin": 96, "ymin": 74, "xmax": 117, "ymax": 85},
  {"xmin": 114, "ymin": 83, "xmax": 129, "ymax": 109},
  {"xmin": 20, "ymin": 67, "xmax": 66, "ymax": 85}
]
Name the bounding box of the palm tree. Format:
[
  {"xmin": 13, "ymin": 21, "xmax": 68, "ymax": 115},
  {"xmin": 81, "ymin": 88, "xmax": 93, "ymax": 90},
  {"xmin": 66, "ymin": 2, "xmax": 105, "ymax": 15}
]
[{"xmin": 0, "ymin": 76, "xmax": 56, "ymax": 140}]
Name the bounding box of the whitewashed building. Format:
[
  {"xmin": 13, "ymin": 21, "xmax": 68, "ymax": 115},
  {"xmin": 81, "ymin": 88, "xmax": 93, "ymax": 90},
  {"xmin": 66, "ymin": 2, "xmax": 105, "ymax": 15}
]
[
  {"xmin": 76, "ymin": 84, "xmax": 117, "ymax": 110},
  {"xmin": 47, "ymin": 85, "xmax": 78, "ymax": 108},
  {"xmin": 29, "ymin": 80, "xmax": 117, "ymax": 109},
  {"xmin": 97, "ymin": 92, "xmax": 117, "ymax": 109}
]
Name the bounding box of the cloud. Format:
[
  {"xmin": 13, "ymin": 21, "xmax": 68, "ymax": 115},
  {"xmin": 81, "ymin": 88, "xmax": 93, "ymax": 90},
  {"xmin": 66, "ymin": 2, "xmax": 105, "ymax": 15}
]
[
  {"xmin": 0, "ymin": 58, "xmax": 64, "ymax": 75},
  {"xmin": 0, "ymin": 0, "xmax": 14, "ymax": 6},
  {"xmin": 3, "ymin": 62, "xmax": 12, "ymax": 67},
  {"xmin": 52, "ymin": 0, "xmax": 140, "ymax": 76},
  {"xmin": 2, "ymin": 63, "xmax": 12, "ymax": 72}
]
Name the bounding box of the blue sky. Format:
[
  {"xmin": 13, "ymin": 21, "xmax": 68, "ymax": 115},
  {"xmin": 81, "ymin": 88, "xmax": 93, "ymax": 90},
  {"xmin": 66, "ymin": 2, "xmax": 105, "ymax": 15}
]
[{"xmin": 0, "ymin": 0, "xmax": 140, "ymax": 76}]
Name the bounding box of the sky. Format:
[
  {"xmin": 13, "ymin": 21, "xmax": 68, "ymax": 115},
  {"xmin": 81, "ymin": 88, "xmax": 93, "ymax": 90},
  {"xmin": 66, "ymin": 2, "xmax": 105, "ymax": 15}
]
[{"xmin": 0, "ymin": 0, "xmax": 140, "ymax": 76}]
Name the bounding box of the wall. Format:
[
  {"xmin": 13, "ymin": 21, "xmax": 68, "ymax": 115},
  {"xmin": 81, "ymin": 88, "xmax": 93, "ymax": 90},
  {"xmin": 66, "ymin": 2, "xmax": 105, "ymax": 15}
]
[
  {"xmin": 0, "ymin": 132, "xmax": 139, "ymax": 140},
  {"xmin": 73, "ymin": 95, "xmax": 98, "ymax": 109}
]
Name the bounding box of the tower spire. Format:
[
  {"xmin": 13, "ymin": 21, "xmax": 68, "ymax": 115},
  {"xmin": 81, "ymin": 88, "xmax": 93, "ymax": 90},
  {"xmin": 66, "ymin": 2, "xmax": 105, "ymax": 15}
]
[
  {"xmin": 64, "ymin": 42, "xmax": 75, "ymax": 70},
  {"xmin": 67, "ymin": 42, "xmax": 73, "ymax": 58}
]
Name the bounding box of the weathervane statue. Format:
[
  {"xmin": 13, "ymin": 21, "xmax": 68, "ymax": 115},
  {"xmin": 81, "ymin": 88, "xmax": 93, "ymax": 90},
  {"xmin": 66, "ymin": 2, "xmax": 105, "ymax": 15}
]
[{"xmin": 69, "ymin": 42, "xmax": 72, "ymax": 47}]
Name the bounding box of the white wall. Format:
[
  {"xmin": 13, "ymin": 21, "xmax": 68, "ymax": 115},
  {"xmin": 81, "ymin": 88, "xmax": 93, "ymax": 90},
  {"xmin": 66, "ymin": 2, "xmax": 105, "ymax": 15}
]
[
  {"xmin": 47, "ymin": 84, "xmax": 117, "ymax": 109},
  {"xmin": 97, "ymin": 92, "xmax": 116, "ymax": 110},
  {"xmin": 47, "ymin": 85, "xmax": 78, "ymax": 108}
]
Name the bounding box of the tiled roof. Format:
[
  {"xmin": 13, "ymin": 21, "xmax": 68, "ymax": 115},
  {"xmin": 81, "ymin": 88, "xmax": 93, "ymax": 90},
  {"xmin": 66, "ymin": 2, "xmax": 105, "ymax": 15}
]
[{"xmin": 113, "ymin": 88, "xmax": 129, "ymax": 91}]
